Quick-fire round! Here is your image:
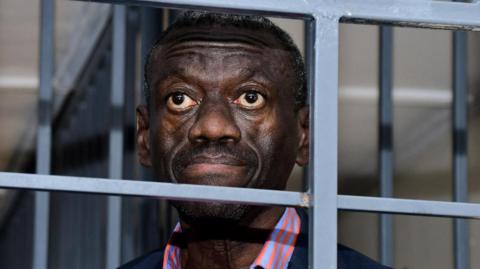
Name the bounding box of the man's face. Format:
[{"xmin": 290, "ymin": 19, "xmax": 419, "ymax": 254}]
[{"xmin": 137, "ymin": 26, "xmax": 309, "ymax": 223}]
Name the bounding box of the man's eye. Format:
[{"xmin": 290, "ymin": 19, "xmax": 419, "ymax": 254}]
[
  {"xmin": 166, "ymin": 92, "xmax": 197, "ymax": 111},
  {"xmin": 234, "ymin": 91, "xmax": 265, "ymax": 109}
]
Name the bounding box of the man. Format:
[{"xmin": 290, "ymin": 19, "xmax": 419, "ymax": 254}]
[{"xmin": 123, "ymin": 11, "xmax": 390, "ymax": 269}]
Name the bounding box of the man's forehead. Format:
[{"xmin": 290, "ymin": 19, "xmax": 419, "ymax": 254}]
[
  {"xmin": 150, "ymin": 26, "xmax": 292, "ymax": 78},
  {"xmin": 152, "ymin": 49, "xmax": 280, "ymax": 88},
  {"xmin": 162, "ymin": 41, "xmax": 265, "ymax": 61},
  {"xmin": 146, "ymin": 24, "xmax": 298, "ymax": 91}
]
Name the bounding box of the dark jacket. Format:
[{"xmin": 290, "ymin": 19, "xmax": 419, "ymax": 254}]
[{"xmin": 120, "ymin": 209, "xmax": 392, "ymax": 269}]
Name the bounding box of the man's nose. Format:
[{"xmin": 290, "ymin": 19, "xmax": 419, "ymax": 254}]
[{"xmin": 188, "ymin": 101, "xmax": 241, "ymax": 144}]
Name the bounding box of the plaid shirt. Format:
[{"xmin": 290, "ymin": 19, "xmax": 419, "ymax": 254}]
[
  {"xmin": 119, "ymin": 207, "xmax": 391, "ymax": 269},
  {"xmin": 162, "ymin": 207, "xmax": 301, "ymax": 269}
]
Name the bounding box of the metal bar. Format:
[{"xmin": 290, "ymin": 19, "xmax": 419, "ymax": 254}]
[
  {"xmin": 2, "ymin": 173, "xmax": 480, "ymax": 218},
  {"xmin": 309, "ymin": 17, "xmax": 339, "ymax": 269},
  {"xmin": 122, "ymin": 6, "xmax": 141, "ymax": 262},
  {"xmin": 76, "ymin": 0, "xmax": 480, "ymax": 30},
  {"xmin": 378, "ymin": 25, "xmax": 394, "ymax": 267},
  {"xmin": 338, "ymin": 0, "xmax": 480, "ymax": 31},
  {"xmin": 106, "ymin": 5, "xmax": 127, "ymax": 269},
  {"xmin": 139, "ymin": 7, "xmax": 169, "ymax": 245},
  {"xmin": 338, "ymin": 195, "xmax": 480, "ymax": 219},
  {"xmin": 77, "ymin": 0, "xmax": 311, "ymax": 18},
  {"xmin": 301, "ymin": 19, "xmax": 314, "ymax": 192},
  {"xmin": 452, "ymin": 29, "xmax": 469, "ymax": 269},
  {"xmin": 140, "ymin": 6, "xmax": 164, "ymax": 105},
  {"xmin": 34, "ymin": 0, "xmax": 54, "ymax": 268},
  {"xmin": 0, "ymin": 172, "xmax": 309, "ymax": 207}
]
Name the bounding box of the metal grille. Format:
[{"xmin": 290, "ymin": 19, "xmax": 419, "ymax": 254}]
[{"xmin": 1, "ymin": 0, "xmax": 479, "ymax": 268}]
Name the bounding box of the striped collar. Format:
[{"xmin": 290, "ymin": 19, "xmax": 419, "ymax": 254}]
[{"xmin": 162, "ymin": 207, "xmax": 301, "ymax": 269}]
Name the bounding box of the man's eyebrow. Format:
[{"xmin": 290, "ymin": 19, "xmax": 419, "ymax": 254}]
[
  {"xmin": 236, "ymin": 68, "xmax": 258, "ymax": 81},
  {"xmin": 154, "ymin": 67, "xmax": 269, "ymax": 88},
  {"xmin": 154, "ymin": 68, "xmax": 190, "ymax": 86}
]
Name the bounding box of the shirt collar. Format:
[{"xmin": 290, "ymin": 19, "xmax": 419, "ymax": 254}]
[{"xmin": 162, "ymin": 207, "xmax": 301, "ymax": 269}]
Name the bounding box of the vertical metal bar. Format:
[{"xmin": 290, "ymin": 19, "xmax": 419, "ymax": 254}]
[
  {"xmin": 309, "ymin": 17, "xmax": 339, "ymax": 269},
  {"xmin": 140, "ymin": 7, "xmax": 163, "ymax": 114},
  {"xmin": 140, "ymin": 7, "xmax": 163, "ymax": 92},
  {"xmin": 302, "ymin": 19, "xmax": 313, "ymax": 192},
  {"xmin": 34, "ymin": 1, "xmax": 54, "ymax": 269},
  {"xmin": 452, "ymin": 29, "xmax": 469, "ymax": 269},
  {"xmin": 106, "ymin": 5, "xmax": 127, "ymax": 269},
  {"xmin": 122, "ymin": 6, "xmax": 141, "ymax": 262},
  {"xmin": 139, "ymin": 7, "xmax": 168, "ymax": 247},
  {"xmin": 378, "ymin": 25, "xmax": 394, "ymax": 267}
]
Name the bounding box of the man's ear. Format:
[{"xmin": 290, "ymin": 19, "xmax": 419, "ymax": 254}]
[
  {"xmin": 136, "ymin": 105, "xmax": 152, "ymax": 167},
  {"xmin": 295, "ymin": 107, "xmax": 309, "ymax": 166}
]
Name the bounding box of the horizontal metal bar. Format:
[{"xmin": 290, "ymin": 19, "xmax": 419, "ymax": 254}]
[
  {"xmin": 338, "ymin": 195, "xmax": 480, "ymax": 219},
  {"xmin": 77, "ymin": 0, "xmax": 480, "ymax": 31},
  {"xmin": 339, "ymin": 0, "xmax": 480, "ymax": 31},
  {"xmin": 1, "ymin": 173, "xmax": 480, "ymax": 218},
  {"xmin": 0, "ymin": 172, "xmax": 309, "ymax": 207},
  {"xmin": 78, "ymin": 0, "xmax": 311, "ymax": 18}
]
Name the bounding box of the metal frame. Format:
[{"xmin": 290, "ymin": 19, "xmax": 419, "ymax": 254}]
[
  {"xmin": 308, "ymin": 16, "xmax": 339, "ymax": 268},
  {"xmin": 90, "ymin": 0, "xmax": 480, "ymax": 29},
  {"xmin": 3, "ymin": 0, "xmax": 480, "ymax": 268},
  {"xmin": 378, "ymin": 25, "xmax": 394, "ymax": 268},
  {"xmin": 2, "ymin": 172, "xmax": 480, "ymax": 218},
  {"xmin": 106, "ymin": 5, "xmax": 127, "ymax": 269},
  {"xmin": 34, "ymin": 1, "xmax": 54, "ymax": 269},
  {"xmin": 452, "ymin": 27, "xmax": 469, "ymax": 269}
]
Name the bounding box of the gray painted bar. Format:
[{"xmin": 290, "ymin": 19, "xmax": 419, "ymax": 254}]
[
  {"xmin": 452, "ymin": 29, "xmax": 469, "ymax": 269},
  {"xmin": 106, "ymin": 5, "xmax": 127, "ymax": 269},
  {"xmin": 309, "ymin": 17, "xmax": 340, "ymax": 269},
  {"xmin": 34, "ymin": 1, "xmax": 54, "ymax": 269},
  {"xmin": 82, "ymin": 0, "xmax": 480, "ymax": 30},
  {"xmin": 1, "ymin": 172, "xmax": 480, "ymax": 218},
  {"xmin": 378, "ymin": 25, "xmax": 394, "ymax": 267}
]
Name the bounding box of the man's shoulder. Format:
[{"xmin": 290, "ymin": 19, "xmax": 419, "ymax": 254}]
[
  {"xmin": 337, "ymin": 244, "xmax": 392, "ymax": 269},
  {"xmin": 118, "ymin": 249, "xmax": 164, "ymax": 269}
]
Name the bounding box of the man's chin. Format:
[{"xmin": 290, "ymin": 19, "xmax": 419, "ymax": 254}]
[{"xmin": 171, "ymin": 200, "xmax": 251, "ymax": 226}]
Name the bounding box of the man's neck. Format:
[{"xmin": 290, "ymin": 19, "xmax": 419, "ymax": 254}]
[{"xmin": 179, "ymin": 206, "xmax": 286, "ymax": 269}]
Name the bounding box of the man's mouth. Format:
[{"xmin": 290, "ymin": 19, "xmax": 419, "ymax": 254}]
[
  {"xmin": 184, "ymin": 162, "xmax": 244, "ymax": 176},
  {"xmin": 189, "ymin": 154, "xmax": 245, "ymax": 166},
  {"xmin": 184, "ymin": 155, "xmax": 245, "ymax": 175},
  {"xmin": 176, "ymin": 154, "xmax": 250, "ymax": 186},
  {"xmin": 171, "ymin": 144, "xmax": 259, "ymax": 187}
]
